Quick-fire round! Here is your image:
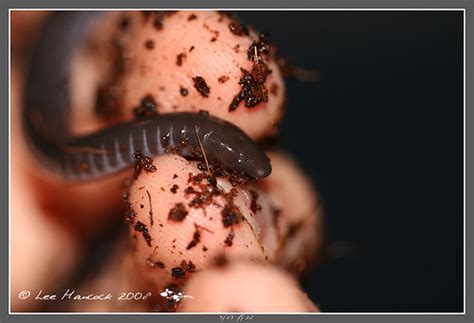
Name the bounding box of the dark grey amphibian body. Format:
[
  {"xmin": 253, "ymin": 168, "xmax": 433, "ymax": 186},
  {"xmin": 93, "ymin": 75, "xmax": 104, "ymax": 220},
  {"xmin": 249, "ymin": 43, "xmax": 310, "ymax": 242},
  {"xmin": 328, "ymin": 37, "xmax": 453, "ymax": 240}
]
[{"xmin": 23, "ymin": 11, "xmax": 271, "ymax": 181}]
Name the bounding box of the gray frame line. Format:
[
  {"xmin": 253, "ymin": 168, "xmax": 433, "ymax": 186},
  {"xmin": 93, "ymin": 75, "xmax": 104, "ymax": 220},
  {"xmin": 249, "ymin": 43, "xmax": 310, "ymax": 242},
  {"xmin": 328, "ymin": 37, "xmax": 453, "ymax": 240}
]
[{"xmin": 1, "ymin": 1, "xmax": 471, "ymax": 323}]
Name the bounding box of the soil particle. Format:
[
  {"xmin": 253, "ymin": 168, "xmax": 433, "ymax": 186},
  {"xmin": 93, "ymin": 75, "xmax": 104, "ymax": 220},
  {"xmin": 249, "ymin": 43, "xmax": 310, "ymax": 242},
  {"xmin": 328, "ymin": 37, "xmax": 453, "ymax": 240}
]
[
  {"xmin": 179, "ymin": 86, "xmax": 189, "ymax": 96},
  {"xmin": 192, "ymin": 76, "xmax": 210, "ymax": 97},
  {"xmin": 186, "ymin": 228, "xmax": 201, "ymax": 250},
  {"xmin": 171, "ymin": 267, "xmax": 185, "ymax": 279},
  {"xmin": 224, "ymin": 227, "xmax": 235, "ymax": 246},
  {"xmin": 144, "ymin": 39, "xmax": 154, "ymax": 49},
  {"xmin": 124, "ymin": 203, "xmax": 137, "ymax": 224},
  {"xmin": 247, "ymin": 33, "xmax": 271, "ymax": 62},
  {"xmin": 218, "ymin": 75, "xmax": 229, "ymax": 83},
  {"xmin": 156, "ymin": 261, "xmax": 166, "ymax": 269},
  {"xmin": 176, "ymin": 53, "xmax": 186, "ymax": 66},
  {"xmin": 228, "ymin": 21, "xmax": 249, "ymax": 36},
  {"xmin": 133, "ymin": 94, "xmax": 159, "ymax": 118},
  {"xmin": 142, "ymin": 11, "xmax": 177, "ymax": 30},
  {"xmin": 221, "ymin": 202, "xmax": 242, "ymax": 227},
  {"xmin": 252, "ymin": 61, "xmax": 271, "ymax": 84},
  {"xmin": 170, "ymin": 184, "xmax": 179, "ymax": 193},
  {"xmin": 249, "ymin": 189, "xmax": 260, "ymax": 214},
  {"xmin": 168, "ymin": 203, "xmax": 189, "ymax": 221},
  {"xmin": 133, "ymin": 151, "xmax": 157, "ymax": 179},
  {"xmin": 228, "ymin": 68, "xmax": 268, "ymax": 111},
  {"xmin": 134, "ymin": 221, "xmax": 152, "ymax": 246}
]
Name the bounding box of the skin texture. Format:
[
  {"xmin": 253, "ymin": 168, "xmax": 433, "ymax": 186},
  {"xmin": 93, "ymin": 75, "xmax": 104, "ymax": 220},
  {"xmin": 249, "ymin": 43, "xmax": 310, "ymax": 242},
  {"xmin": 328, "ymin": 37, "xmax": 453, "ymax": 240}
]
[
  {"xmin": 67, "ymin": 11, "xmax": 286, "ymax": 141},
  {"xmin": 127, "ymin": 154, "xmax": 270, "ymax": 294},
  {"xmin": 11, "ymin": 10, "xmax": 321, "ymax": 312},
  {"xmin": 82, "ymin": 11, "xmax": 286, "ymax": 140}
]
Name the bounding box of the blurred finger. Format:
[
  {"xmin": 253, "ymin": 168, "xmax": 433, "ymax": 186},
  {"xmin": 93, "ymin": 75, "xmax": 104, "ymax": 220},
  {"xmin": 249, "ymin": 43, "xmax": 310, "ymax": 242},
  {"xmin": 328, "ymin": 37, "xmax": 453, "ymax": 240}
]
[
  {"xmin": 179, "ymin": 261, "xmax": 319, "ymax": 312},
  {"xmin": 10, "ymin": 62, "xmax": 81, "ymax": 312},
  {"xmin": 258, "ymin": 152, "xmax": 324, "ymax": 274}
]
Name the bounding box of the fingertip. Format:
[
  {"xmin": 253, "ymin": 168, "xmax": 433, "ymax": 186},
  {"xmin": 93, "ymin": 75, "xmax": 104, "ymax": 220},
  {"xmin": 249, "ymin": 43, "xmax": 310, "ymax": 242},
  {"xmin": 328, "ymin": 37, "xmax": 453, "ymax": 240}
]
[
  {"xmin": 126, "ymin": 154, "xmax": 270, "ymax": 292},
  {"xmin": 116, "ymin": 11, "xmax": 286, "ymax": 139},
  {"xmin": 258, "ymin": 152, "xmax": 324, "ymax": 273}
]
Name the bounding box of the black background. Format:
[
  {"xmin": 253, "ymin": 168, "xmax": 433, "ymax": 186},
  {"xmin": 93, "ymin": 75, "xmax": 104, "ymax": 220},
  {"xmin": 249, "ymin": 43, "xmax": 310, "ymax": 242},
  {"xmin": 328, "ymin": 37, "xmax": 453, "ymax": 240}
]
[{"xmin": 238, "ymin": 11, "xmax": 464, "ymax": 312}]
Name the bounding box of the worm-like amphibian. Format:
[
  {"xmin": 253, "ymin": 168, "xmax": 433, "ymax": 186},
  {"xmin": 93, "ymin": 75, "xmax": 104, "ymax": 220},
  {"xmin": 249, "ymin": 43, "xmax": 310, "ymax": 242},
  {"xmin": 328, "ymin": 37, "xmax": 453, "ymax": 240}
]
[{"xmin": 23, "ymin": 11, "xmax": 271, "ymax": 181}]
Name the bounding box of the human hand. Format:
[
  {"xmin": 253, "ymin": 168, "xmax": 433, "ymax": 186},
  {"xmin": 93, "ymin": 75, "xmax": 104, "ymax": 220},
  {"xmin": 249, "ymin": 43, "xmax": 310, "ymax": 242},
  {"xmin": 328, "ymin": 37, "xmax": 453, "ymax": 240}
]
[{"xmin": 11, "ymin": 10, "xmax": 322, "ymax": 313}]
